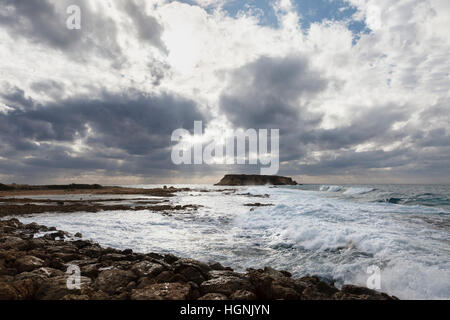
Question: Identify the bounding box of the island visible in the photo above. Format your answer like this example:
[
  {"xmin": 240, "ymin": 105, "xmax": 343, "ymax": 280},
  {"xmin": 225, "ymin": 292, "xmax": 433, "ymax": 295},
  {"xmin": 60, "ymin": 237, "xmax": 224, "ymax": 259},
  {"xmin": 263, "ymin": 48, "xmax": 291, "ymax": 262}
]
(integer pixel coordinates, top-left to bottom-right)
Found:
[{"xmin": 215, "ymin": 174, "xmax": 298, "ymax": 186}]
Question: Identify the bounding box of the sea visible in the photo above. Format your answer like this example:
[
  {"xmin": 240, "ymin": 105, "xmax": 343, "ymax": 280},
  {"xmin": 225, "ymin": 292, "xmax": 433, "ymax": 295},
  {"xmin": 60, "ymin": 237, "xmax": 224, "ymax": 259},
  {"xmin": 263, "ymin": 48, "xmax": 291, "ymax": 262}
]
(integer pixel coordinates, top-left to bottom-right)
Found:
[{"xmin": 13, "ymin": 184, "xmax": 450, "ymax": 300}]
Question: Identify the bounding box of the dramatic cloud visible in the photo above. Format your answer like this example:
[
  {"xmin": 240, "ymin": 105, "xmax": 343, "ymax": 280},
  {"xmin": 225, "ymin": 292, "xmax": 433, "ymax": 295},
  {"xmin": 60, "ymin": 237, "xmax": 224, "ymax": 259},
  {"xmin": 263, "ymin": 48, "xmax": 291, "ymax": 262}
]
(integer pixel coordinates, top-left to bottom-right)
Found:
[
  {"xmin": 0, "ymin": 0, "xmax": 449, "ymax": 183},
  {"xmin": 0, "ymin": 87, "xmax": 206, "ymax": 182}
]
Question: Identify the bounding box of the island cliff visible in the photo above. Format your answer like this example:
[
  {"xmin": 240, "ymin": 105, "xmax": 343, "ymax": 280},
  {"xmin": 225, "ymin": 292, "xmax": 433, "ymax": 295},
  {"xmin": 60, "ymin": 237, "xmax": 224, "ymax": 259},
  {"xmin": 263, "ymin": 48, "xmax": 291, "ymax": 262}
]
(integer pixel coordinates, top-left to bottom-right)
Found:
[{"xmin": 215, "ymin": 174, "xmax": 298, "ymax": 186}]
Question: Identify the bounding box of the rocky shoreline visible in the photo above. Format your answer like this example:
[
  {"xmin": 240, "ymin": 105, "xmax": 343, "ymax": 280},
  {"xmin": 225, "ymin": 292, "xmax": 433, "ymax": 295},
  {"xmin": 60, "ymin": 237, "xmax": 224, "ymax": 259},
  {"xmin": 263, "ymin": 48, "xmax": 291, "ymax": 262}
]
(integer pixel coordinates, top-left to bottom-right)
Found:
[{"xmin": 0, "ymin": 218, "xmax": 397, "ymax": 300}]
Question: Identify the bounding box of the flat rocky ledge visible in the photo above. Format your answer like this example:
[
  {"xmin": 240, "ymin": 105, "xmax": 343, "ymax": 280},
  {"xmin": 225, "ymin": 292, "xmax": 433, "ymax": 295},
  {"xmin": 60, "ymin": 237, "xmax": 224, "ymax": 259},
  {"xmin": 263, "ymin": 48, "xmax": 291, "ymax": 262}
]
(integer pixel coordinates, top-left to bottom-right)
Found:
[{"xmin": 0, "ymin": 219, "xmax": 397, "ymax": 300}]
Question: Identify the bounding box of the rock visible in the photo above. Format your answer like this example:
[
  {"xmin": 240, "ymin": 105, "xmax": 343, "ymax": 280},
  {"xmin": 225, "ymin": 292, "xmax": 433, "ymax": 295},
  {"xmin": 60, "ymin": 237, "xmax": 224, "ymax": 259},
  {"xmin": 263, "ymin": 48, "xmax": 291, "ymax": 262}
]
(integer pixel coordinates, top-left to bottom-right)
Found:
[
  {"xmin": 35, "ymin": 275, "xmax": 91, "ymax": 300},
  {"xmin": 136, "ymin": 277, "xmax": 157, "ymax": 289},
  {"xmin": 215, "ymin": 174, "xmax": 298, "ymax": 186},
  {"xmin": 101, "ymin": 253, "xmax": 129, "ymax": 262},
  {"xmin": 80, "ymin": 245, "xmax": 104, "ymax": 258},
  {"xmin": 131, "ymin": 283, "xmax": 193, "ymax": 300},
  {"xmin": 209, "ymin": 262, "xmax": 233, "ymax": 271},
  {"xmin": 295, "ymin": 276, "xmax": 339, "ymax": 300},
  {"xmin": 200, "ymin": 273, "xmax": 253, "ymax": 296},
  {"xmin": 131, "ymin": 261, "xmax": 165, "ymax": 278},
  {"xmin": 334, "ymin": 285, "xmax": 396, "ymax": 300},
  {"xmin": 154, "ymin": 270, "xmax": 177, "ymax": 283},
  {"xmin": 74, "ymin": 233, "xmax": 82, "ymax": 238},
  {"xmin": 95, "ymin": 268, "xmax": 137, "ymax": 294},
  {"xmin": 247, "ymin": 267, "xmax": 301, "ymax": 300},
  {"xmin": 15, "ymin": 255, "xmax": 45, "ymax": 273},
  {"xmin": 198, "ymin": 293, "xmax": 228, "ymax": 300},
  {"xmin": 0, "ymin": 282, "xmax": 18, "ymax": 300},
  {"xmin": 173, "ymin": 258, "xmax": 211, "ymax": 276},
  {"xmin": 171, "ymin": 258, "xmax": 212, "ymax": 285},
  {"xmin": 80, "ymin": 263, "xmax": 102, "ymax": 278},
  {"xmin": 230, "ymin": 290, "xmax": 257, "ymax": 300}
]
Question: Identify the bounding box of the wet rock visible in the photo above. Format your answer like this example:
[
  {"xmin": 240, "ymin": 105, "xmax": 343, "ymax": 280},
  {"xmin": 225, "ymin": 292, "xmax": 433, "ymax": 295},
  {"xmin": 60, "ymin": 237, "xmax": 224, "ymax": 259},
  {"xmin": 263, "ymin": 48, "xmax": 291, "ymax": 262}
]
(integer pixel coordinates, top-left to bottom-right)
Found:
[
  {"xmin": 295, "ymin": 276, "xmax": 339, "ymax": 300},
  {"xmin": 95, "ymin": 268, "xmax": 137, "ymax": 294},
  {"xmin": 131, "ymin": 283, "xmax": 193, "ymax": 300},
  {"xmin": 208, "ymin": 262, "xmax": 233, "ymax": 271},
  {"xmin": 15, "ymin": 255, "xmax": 45, "ymax": 273},
  {"xmin": 74, "ymin": 233, "xmax": 82, "ymax": 238},
  {"xmin": 334, "ymin": 285, "xmax": 396, "ymax": 300}
]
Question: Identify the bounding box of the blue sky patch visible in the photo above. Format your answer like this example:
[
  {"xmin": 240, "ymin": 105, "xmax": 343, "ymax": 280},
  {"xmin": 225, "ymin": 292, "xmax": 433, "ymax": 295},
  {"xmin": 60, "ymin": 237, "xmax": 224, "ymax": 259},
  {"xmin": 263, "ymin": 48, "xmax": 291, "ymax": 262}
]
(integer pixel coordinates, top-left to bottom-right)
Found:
[{"xmin": 172, "ymin": 0, "xmax": 370, "ymax": 41}]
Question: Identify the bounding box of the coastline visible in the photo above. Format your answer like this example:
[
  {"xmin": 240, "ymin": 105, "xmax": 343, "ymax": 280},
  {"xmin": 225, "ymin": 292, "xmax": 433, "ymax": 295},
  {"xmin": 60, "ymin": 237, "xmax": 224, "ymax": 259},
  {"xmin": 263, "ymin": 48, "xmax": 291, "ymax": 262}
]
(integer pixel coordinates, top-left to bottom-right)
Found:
[{"xmin": 0, "ymin": 185, "xmax": 397, "ymax": 300}]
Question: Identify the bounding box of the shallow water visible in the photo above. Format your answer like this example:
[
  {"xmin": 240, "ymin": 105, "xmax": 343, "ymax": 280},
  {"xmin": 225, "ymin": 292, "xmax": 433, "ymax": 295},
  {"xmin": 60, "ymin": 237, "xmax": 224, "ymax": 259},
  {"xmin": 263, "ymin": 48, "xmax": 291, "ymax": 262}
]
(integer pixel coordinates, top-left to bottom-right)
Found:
[{"xmin": 12, "ymin": 184, "xmax": 450, "ymax": 300}]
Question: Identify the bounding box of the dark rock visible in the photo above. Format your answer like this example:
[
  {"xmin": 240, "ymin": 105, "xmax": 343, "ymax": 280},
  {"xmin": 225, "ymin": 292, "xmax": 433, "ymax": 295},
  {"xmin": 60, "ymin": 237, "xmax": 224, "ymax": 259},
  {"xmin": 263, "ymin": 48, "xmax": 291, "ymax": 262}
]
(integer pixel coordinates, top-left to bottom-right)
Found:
[
  {"xmin": 131, "ymin": 261, "xmax": 165, "ymax": 278},
  {"xmin": 95, "ymin": 268, "xmax": 137, "ymax": 294},
  {"xmin": 173, "ymin": 258, "xmax": 211, "ymax": 278},
  {"xmin": 15, "ymin": 255, "xmax": 45, "ymax": 273},
  {"xmin": 334, "ymin": 284, "xmax": 397, "ymax": 300},
  {"xmin": 215, "ymin": 174, "xmax": 298, "ymax": 186},
  {"xmin": 247, "ymin": 267, "xmax": 301, "ymax": 300}
]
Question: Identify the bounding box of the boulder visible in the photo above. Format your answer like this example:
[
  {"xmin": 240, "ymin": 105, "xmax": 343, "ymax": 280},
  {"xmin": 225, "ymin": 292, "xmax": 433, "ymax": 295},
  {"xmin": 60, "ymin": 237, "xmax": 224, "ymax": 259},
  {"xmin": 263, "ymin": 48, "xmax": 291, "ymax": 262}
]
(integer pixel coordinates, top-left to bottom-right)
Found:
[
  {"xmin": 295, "ymin": 276, "xmax": 339, "ymax": 300},
  {"xmin": 95, "ymin": 268, "xmax": 137, "ymax": 294},
  {"xmin": 14, "ymin": 255, "xmax": 45, "ymax": 273},
  {"xmin": 334, "ymin": 285, "xmax": 396, "ymax": 300},
  {"xmin": 247, "ymin": 267, "xmax": 301, "ymax": 300},
  {"xmin": 131, "ymin": 261, "xmax": 165, "ymax": 278},
  {"xmin": 200, "ymin": 272, "xmax": 253, "ymax": 296}
]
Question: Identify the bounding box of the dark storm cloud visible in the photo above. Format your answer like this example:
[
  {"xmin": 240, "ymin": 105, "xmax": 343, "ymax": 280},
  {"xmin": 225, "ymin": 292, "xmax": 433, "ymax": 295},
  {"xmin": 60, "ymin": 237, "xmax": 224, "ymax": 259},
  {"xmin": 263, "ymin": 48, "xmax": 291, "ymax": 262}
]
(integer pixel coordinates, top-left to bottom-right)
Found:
[
  {"xmin": 220, "ymin": 55, "xmax": 327, "ymax": 162},
  {"xmin": 219, "ymin": 54, "xmax": 450, "ymax": 179},
  {"xmin": 0, "ymin": 87, "xmax": 206, "ymax": 179},
  {"xmin": 220, "ymin": 55, "xmax": 327, "ymax": 129}
]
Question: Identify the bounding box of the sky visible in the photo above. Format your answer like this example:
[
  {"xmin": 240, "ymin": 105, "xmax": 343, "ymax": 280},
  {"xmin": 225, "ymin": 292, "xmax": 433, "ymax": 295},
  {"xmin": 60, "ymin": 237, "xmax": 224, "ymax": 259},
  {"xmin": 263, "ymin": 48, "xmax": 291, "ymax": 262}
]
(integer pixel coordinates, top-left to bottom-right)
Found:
[{"xmin": 0, "ymin": 0, "xmax": 449, "ymax": 184}]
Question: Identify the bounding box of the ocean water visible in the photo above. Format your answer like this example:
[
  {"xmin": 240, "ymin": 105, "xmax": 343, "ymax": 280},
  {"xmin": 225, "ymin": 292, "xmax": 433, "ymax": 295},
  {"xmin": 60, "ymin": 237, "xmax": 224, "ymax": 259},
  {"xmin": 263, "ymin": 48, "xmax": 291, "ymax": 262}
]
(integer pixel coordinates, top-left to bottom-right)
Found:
[{"xmin": 13, "ymin": 184, "xmax": 450, "ymax": 300}]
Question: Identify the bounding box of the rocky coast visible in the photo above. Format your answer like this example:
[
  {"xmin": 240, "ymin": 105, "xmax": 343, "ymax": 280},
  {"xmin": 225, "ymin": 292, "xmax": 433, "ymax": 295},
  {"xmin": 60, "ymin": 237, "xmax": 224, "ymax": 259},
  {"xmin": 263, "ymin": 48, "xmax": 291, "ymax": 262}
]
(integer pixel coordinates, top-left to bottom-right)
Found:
[{"xmin": 0, "ymin": 184, "xmax": 397, "ymax": 300}]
